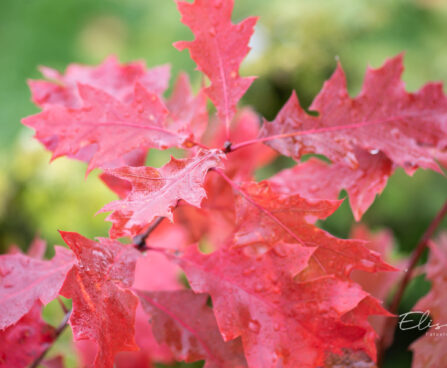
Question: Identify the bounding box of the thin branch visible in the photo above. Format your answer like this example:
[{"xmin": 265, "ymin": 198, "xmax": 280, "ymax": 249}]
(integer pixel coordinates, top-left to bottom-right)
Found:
[
  {"xmin": 378, "ymin": 199, "xmax": 447, "ymax": 363},
  {"xmin": 56, "ymin": 296, "xmax": 68, "ymax": 314},
  {"xmin": 29, "ymin": 309, "xmax": 72, "ymax": 368},
  {"xmin": 133, "ymin": 216, "xmax": 166, "ymax": 251},
  {"xmin": 223, "ymin": 141, "xmax": 232, "ymax": 153}
]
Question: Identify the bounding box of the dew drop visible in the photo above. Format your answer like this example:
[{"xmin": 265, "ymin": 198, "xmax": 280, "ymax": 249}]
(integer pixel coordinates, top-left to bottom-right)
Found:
[
  {"xmin": 361, "ymin": 259, "xmax": 375, "ymax": 268},
  {"xmin": 344, "ymin": 151, "xmax": 358, "ymax": 169},
  {"xmin": 273, "ymin": 243, "xmax": 288, "ymax": 258},
  {"xmin": 273, "ymin": 323, "xmax": 281, "ymax": 331},
  {"xmin": 243, "ymin": 266, "xmax": 255, "ymax": 276},
  {"xmin": 369, "ymin": 149, "xmax": 380, "ymax": 155},
  {"xmin": 208, "ymin": 27, "xmax": 216, "ymax": 37},
  {"xmin": 254, "ymin": 282, "xmax": 264, "ymax": 292},
  {"xmin": 0, "ymin": 269, "xmax": 11, "ymax": 277},
  {"xmin": 309, "ymin": 184, "xmax": 319, "ymax": 193},
  {"xmin": 269, "ymin": 273, "xmax": 279, "ymax": 283},
  {"xmin": 345, "ymin": 264, "xmax": 354, "ymax": 276},
  {"xmin": 214, "ymin": 0, "xmax": 223, "ymax": 9},
  {"xmin": 391, "ymin": 128, "xmax": 400, "ymax": 139},
  {"xmin": 248, "ymin": 320, "xmax": 260, "ymax": 334}
]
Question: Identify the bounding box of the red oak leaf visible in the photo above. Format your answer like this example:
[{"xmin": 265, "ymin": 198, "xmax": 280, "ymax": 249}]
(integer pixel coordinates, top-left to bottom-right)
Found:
[
  {"xmin": 175, "ymin": 0, "xmax": 257, "ymax": 132},
  {"xmin": 0, "ymin": 301, "xmax": 55, "ymax": 368},
  {"xmin": 175, "ymin": 169, "xmax": 236, "ymax": 248},
  {"xmin": 22, "ymin": 83, "xmax": 184, "ymax": 173},
  {"xmin": 350, "ymin": 225, "xmax": 401, "ymax": 305},
  {"xmin": 26, "ymin": 57, "xmax": 168, "ymax": 176},
  {"xmin": 99, "ymin": 73, "xmax": 208, "ymax": 200},
  {"xmin": 233, "ymin": 181, "xmax": 395, "ymax": 279},
  {"xmin": 410, "ymin": 234, "xmax": 447, "ymax": 368},
  {"xmin": 349, "ymin": 225, "xmax": 401, "ymax": 338},
  {"xmin": 173, "ymin": 245, "xmax": 388, "ymax": 368},
  {"xmin": 99, "ymin": 148, "xmax": 148, "ymax": 199},
  {"xmin": 117, "ymin": 224, "xmax": 187, "ymax": 366},
  {"xmin": 28, "ymin": 56, "xmax": 170, "ymax": 109},
  {"xmin": 59, "ymin": 232, "xmax": 140, "ymax": 368},
  {"xmin": 269, "ymin": 150, "xmax": 393, "ymax": 221},
  {"xmin": 7, "ymin": 235, "xmax": 47, "ymax": 259},
  {"xmin": 259, "ymin": 55, "xmax": 445, "ymax": 184},
  {"xmin": 174, "ymin": 109, "xmax": 276, "ymax": 248},
  {"xmin": 137, "ymin": 289, "xmax": 247, "ymax": 368},
  {"xmin": 0, "ymin": 246, "xmax": 74, "ymax": 330},
  {"xmin": 77, "ymin": 227, "xmax": 186, "ymax": 368},
  {"xmin": 101, "ymin": 149, "xmax": 224, "ymax": 238},
  {"xmin": 166, "ymin": 72, "xmax": 208, "ymax": 142}
]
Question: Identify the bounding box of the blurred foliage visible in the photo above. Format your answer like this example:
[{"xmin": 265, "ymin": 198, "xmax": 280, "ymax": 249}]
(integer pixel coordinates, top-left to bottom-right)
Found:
[{"xmin": 0, "ymin": 0, "xmax": 446, "ymax": 367}]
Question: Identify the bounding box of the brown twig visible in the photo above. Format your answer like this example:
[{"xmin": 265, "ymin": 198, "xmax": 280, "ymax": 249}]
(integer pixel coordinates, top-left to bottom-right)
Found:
[
  {"xmin": 133, "ymin": 216, "xmax": 166, "ymax": 251},
  {"xmin": 223, "ymin": 141, "xmax": 232, "ymax": 153},
  {"xmin": 29, "ymin": 309, "xmax": 72, "ymax": 368},
  {"xmin": 56, "ymin": 296, "xmax": 68, "ymax": 314},
  {"xmin": 378, "ymin": 199, "xmax": 447, "ymax": 365}
]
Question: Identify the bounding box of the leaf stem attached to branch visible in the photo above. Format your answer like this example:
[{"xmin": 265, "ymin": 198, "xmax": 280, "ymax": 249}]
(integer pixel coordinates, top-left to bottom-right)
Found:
[{"xmin": 133, "ymin": 216, "xmax": 166, "ymax": 251}]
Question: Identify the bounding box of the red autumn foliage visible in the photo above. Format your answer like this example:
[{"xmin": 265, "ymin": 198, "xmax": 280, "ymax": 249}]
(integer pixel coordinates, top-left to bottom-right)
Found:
[{"xmin": 0, "ymin": 0, "xmax": 445, "ymax": 367}]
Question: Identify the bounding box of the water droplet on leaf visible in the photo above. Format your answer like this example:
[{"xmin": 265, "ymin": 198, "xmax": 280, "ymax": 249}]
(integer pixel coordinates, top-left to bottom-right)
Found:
[
  {"xmin": 248, "ymin": 320, "xmax": 260, "ymax": 333},
  {"xmin": 208, "ymin": 27, "xmax": 216, "ymax": 37}
]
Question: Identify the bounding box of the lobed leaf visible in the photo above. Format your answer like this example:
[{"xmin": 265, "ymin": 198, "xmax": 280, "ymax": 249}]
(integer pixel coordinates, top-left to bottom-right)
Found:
[
  {"xmin": 175, "ymin": 0, "xmax": 257, "ymax": 131},
  {"xmin": 0, "ymin": 301, "xmax": 56, "ymax": 368},
  {"xmin": 101, "ymin": 149, "xmax": 224, "ymax": 238},
  {"xmin": 260, "ymin": 55, "xmax": 447, "ymax": 219},
  {"xmin": 173, "ymin": 245, "xmax": 388, "ymax": 368},
  {"xmin": 59, "ymin": 232, "xmax": 140, "ymax": 368},
  {"xmin": 0, "ymin": 246, "xmax": 74, "ymax": 330},
  {"xmin": 137, "ymin": 289, "xmax": 247, "ymax": 368}
]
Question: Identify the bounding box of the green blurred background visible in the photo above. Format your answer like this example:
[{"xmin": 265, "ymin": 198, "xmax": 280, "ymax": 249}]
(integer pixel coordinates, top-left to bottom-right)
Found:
[{"xmin": 0, "ymin": 0, "xmax": 446, "ymax": 367}]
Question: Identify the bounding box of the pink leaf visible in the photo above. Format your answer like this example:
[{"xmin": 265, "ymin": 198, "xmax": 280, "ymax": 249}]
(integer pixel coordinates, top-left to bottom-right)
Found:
[
  {"xmin": 137, "ymin": 289, "xmax": 247, "ymax": 368},
  {"xmin": 174, "ymin": 245, "xmax": 387, "ymax": 368},
  {"xmin": 269, "ymin": 150, "xmax": 393, "ymax": 221},
  {"xmin": 59, "ymin": 232, "xmax": 140, "ymax": 368},
  {"xmin": 233, "ymin": 181, "xmax": 395, "ymax": 279},
  {"xmin": 0, "ymin": 301, "xmax": 55, "ymax": 368},
  {"xmin": 28, "ymin": 56, "xmax": 170, "ymax": 109},
  {"xmin": 260, "ymin": 55, "xmax": 445, "ymax": 174},
  {"xmin": 23, "ymin": 83, "xmax": 181, "ymax": 173},
  {"xmin": 0, "ymin": 246, "xmax": 74, "ymax": 330},
  {"xmin": 166, "ymin": 72, "xmax": 208, "ymax": 142},
  {"xmin": 101, "ymin": 149, "xmax": 224, "ymax": 238},
  {"xmin": 175, "ymin": 0, "xmax": 257, "ymax": 132}
]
